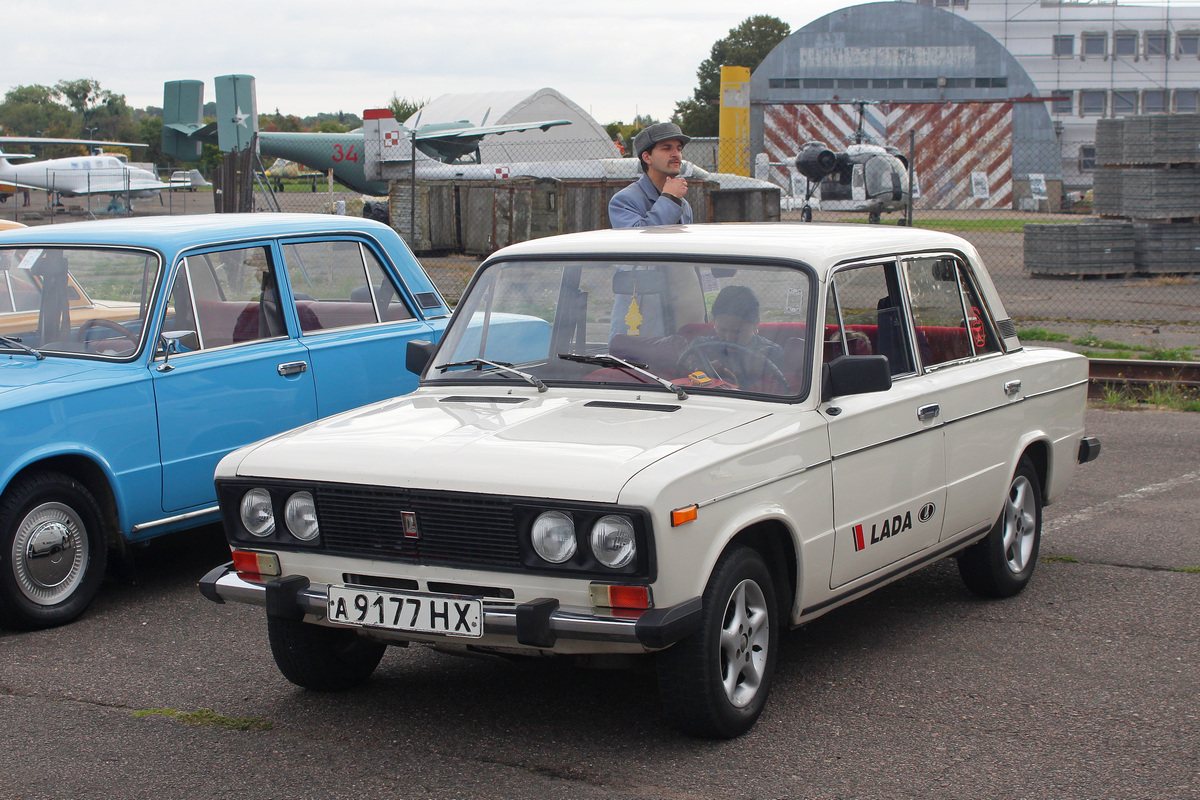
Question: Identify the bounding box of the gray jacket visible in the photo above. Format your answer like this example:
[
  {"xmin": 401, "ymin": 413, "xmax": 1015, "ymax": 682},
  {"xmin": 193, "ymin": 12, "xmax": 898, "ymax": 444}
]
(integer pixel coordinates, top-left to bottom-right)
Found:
[{"xmin": 608, "ymin": 173, "xmax": 693, "ymax": 228}]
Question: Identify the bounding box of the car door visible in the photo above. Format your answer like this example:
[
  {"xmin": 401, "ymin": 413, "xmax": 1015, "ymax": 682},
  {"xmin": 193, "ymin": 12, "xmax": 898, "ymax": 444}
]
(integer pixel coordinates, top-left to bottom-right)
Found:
[
  {"xmin": 151, "ymin": 243, "xmax": 317, "ymax": 515},
  {"xmin": 277, "ymin": 237, "xmax": 439, "ymax": 417},
  {"xmin": 901, "ymin": 254, "xmax": 1016, "ymax": 541},
  {"xmin": 823, "ymin": 259, "xmax": 948, "ymax": 589}
]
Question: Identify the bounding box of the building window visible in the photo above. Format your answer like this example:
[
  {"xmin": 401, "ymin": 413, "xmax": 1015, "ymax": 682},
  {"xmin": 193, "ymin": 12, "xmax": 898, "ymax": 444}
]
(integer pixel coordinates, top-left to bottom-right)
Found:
[
  {"xmin": 837, "ymin": 79, "xmax": 869, "ymax": 89},
  {"xmin": 1081, "ymin": 90, "xmax": 1106, "ymax": 116},
  {"xmin": 1146, "ymin": 32, "xmax": 1169, "ymax": 57},
  {"xmin": 1176, "ymin": 89, "xmax": 1199, "ymax": 113},
  {"xmin": 908, "ymin": 77, "xmax": 939, "ymax": 89},
  {"xmin": 1053, "ymin": 35, "xmax": 1075, "ymax": 57},
  {"xmin": 768, "ymin": 78, "xmax": 800, "ymax": 89},
  {"xmin": 1178, "ymin": 33, "xmax": 1200, "ymax": 56},
  {"xmin": 1079, "ymin": 145, "xmax": 1097, "ymax": 172},
  {"xmin": 871, "ymin": 78, "xmax": 905, "ymax": 89},
  {"xmin": 1115, "ymin": 32, "xmax": 1138, "ymax": 58},
  {"xmin": 1144, "ymin": 90, "xmax": 1168, "ymax": 113},
  {"xmin": 975, "ymin": 77, "xmax": 1008, "ymax": 88},
  {"xmin": 1082, "ymin": 33, "xmax": 1107, "ymax": 58},
  {"xmin": 1113, "ymin": 90, "xmax": 1138, "ymax": 116},
  {"xmin": 943, "ymin": 77, "xmax": 973, "ymax": 88},
  {"xmin": 803, "ymin": 78, "xmax": 834, "ymax": 89},
  {"xmin": 1052, "ymin": 91, "xmax": 1073, "ymax": 115}
]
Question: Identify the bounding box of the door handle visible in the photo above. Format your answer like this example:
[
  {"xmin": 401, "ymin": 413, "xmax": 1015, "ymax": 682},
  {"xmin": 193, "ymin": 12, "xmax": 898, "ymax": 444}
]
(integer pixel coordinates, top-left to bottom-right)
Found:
[
  {"xmin": 916, "ymin": 403, "xmax": 940, "ymax": 422},
  {"xmin": 1004, "ymin": 379, "xmax": 1022, "ymax": 397},
  {"xmin": 277, "ymin": 361, "xmax": 308, "ymax": 376}
]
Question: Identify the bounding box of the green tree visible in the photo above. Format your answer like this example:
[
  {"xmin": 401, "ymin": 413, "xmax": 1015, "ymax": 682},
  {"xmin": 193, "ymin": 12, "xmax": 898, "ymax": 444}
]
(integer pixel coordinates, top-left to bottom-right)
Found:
[
  {"xmin": 388, "ymin": 94, "xmax": 428, "ymax": 124},
  {"xmin": 672, "ymin": 15, "xmax": 791, "ymax": 137},
  {"xmin": 0, "ymin": 84, "xmax": 74, "ymax": 145}
]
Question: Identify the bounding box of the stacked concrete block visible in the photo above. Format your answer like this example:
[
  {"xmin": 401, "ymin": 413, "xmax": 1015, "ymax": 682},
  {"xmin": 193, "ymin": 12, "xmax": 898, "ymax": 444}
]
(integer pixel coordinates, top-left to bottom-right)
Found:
[
  {"xmin": 1024, "ymin": 222, "xmax": 1136, "ymax": 277},
  {"xmin": 1133, "ymin": 222, "xmax": 1200, "ymax": 274}
]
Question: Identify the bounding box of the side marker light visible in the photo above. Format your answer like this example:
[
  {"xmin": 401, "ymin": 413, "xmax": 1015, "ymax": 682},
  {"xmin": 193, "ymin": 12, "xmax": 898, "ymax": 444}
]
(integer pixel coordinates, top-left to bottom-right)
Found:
[{"xmin": 671, "ymin": 505, "xmax": 698, "ymax": 527}]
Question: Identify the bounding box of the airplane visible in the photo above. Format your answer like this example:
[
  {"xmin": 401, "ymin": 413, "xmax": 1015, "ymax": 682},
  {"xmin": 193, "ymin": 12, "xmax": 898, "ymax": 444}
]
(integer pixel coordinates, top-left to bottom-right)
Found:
[
  {"xmin": 161, "ymin": 79, "xmax": 574, "ymax": 196},
  {"xmin": 0, "ymin": 136, "xmax": 172, "ymax": 203}
]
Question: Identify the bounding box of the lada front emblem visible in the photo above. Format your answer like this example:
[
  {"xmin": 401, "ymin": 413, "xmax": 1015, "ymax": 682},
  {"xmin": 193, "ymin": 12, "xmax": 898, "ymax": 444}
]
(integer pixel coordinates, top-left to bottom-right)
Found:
[{"xmin": 401, "ymin": 510, "xmax": 419, "ymax": 539}]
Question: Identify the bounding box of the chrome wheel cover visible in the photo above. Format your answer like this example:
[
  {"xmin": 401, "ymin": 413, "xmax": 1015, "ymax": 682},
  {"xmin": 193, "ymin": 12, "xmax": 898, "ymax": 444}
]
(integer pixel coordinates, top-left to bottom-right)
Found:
[
  {"xmin": 1002, "ymin": 475, "xmax": 1038, "ymax": 574},
  {"xmin": 718, "ymin": 578, "xmax": 770, "ymax": 708},
  {"xmin": 10, "ymin": 501, "xmax": 89, "ymax": 606}
]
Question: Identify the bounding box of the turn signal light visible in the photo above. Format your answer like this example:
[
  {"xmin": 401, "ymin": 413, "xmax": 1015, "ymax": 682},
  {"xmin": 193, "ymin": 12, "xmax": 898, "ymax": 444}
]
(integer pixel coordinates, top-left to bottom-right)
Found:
[
  {"xmin": 590, "ymin": 583, "xmax": 652, "ymax": 610},
  {"xmin": 671, "ymin": 505, "xmax": 698, "ymax": 527},
  {"xmin": 231, "ymin": 549, "xmax": 281, "ymax": 581}
]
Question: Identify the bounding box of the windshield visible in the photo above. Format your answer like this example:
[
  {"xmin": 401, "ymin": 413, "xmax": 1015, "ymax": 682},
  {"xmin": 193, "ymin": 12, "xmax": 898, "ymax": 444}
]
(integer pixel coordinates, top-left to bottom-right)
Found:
[
  {"xmin": 0, "ymin": 246, "xmax": 161, "ymax": 358},
  {"xmin": 428, "ymin": 259, "xmax": 816, "ymax": 399}
]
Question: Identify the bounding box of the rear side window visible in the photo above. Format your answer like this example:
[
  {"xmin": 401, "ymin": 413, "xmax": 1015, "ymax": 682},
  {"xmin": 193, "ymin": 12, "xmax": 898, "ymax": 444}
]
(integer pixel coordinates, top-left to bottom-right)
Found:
[
  {"xmin": 281, "ymin": 240, "xmax": 414, "ymax": 334},
  {"xmin": 902, "ymin": 255, "xmax": 1000, "ymax": 368}
]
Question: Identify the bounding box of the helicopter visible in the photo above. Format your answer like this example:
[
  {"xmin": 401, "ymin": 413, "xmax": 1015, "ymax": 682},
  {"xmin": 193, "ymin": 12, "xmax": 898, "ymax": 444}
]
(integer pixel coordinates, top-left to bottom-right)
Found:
[{"xmin": 791, "ymin": 101, "xmax": 913, "ymax": 224}]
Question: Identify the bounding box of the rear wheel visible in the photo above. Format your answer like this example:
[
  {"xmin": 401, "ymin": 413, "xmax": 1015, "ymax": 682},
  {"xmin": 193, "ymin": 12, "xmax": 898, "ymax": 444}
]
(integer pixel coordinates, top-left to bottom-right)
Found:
[
  {"xmin": 0, "ymin": 472, "xmax": 107, "ymax": 630},
  {"xmin": 267, "ymin": 617, "xmax": 386, "ymax": 691},
  {"xmin": 957, "ymin": 456, "xmax": 1043, "ymax": 598},
  {"xmin": 656, "ymin": 546, "xmax": 778, "ymax": 738}
]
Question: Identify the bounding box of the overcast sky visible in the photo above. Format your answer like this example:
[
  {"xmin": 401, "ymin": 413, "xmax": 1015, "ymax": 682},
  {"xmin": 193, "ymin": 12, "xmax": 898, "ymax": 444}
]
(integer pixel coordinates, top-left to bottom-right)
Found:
[{"xmin": 7, "ymin": 0, "xmax": 857, "ymax": 125}]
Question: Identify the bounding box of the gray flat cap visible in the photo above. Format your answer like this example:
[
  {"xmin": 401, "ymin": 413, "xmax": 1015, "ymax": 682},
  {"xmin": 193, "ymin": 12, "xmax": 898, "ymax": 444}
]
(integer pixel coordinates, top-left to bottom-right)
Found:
[{"xmin": 633, "ymin": 122, "xmax": 691, "ymax": 161}]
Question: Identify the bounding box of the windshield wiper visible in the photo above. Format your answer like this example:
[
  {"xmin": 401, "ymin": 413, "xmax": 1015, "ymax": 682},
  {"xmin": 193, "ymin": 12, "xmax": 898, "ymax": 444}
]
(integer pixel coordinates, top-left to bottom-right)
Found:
[
  {"xmin": 0, "ymin": 336, "xmax": 44, "ymax": 360},
  {"xmin": 559, "ymin": 352, "xmax": 687, "ymax": 400},
  {"xmin": 434, "ymin": 358, "xmax": 547, "ymax": 392}
]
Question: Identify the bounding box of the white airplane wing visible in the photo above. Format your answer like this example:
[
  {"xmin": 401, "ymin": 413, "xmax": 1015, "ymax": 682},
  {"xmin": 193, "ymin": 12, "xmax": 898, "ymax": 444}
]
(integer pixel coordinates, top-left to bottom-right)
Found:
[
  {"xmin": 414, "ymin": 120, "xmax": 572, "ymax": 142},
  {"xmin": 0, "ymin": 136, "xmax": 148, "ymax": 148}
]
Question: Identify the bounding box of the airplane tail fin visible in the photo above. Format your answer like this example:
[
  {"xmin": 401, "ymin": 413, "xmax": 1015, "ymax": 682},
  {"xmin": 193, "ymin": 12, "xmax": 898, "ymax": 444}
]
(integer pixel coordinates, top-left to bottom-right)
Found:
[
  {"xmin": 362, "ymin": 108, "xmax": 434, "ymax": 183},
  {"xmin": 162, "ymin": 80, "xmax": 205, "ymax": 161}
]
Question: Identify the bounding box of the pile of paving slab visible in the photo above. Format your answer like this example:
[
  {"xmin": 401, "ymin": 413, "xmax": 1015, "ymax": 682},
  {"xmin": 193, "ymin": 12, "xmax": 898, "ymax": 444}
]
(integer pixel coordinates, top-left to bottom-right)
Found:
[{"xmin": 1025, "ymin": 114, "xmax": 1200, "ymax": 277}]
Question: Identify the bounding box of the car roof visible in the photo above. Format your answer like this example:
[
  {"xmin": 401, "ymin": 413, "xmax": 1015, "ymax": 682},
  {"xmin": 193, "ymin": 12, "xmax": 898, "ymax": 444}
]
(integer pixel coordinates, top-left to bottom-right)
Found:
[
  {"xmin": 0, "ymin": 213, "xmax": 398, "ymax": 252},
  {"xmin": 487, "ymin": 223, "xmax": 982, "ymax": 276}
]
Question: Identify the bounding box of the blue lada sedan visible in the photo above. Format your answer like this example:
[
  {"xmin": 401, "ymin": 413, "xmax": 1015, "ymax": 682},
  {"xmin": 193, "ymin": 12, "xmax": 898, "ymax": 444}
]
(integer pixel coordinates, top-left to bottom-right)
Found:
[{"xmin": 0, "ymin": 213, "xmax": 451, "ymax": 629}]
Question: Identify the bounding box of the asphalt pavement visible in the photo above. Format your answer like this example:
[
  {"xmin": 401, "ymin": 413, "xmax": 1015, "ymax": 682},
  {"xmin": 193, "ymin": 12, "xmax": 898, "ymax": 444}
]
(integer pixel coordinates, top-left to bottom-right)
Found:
[{"xmin": 0, "ymin": 408, "xmax": 1197, "ymax": 800}]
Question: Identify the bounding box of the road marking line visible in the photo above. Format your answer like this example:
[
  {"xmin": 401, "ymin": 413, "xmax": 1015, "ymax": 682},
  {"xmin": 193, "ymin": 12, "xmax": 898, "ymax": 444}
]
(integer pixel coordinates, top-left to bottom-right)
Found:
[{"xmin": 1046, "ymin": 468, "xmax": 1200, "ymax": 532}]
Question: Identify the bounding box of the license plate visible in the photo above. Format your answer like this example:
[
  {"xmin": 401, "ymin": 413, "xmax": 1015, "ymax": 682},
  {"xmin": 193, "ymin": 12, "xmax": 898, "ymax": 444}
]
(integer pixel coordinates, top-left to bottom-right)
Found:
[{"xmin": 327, "ymin": 586, "xmax": 482, "ymax": 638}]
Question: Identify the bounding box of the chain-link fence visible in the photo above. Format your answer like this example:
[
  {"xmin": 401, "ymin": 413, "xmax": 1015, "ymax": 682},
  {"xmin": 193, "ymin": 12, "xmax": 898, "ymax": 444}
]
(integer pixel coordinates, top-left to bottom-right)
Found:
[{"xmin": 7, "ymin": 127, "xmax": 1198, "ymax": 359}]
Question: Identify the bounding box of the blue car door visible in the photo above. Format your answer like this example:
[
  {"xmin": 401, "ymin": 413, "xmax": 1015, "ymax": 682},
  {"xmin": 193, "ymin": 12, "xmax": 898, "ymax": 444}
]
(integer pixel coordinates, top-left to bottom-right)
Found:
[{"xmin": 150, "ymin": 243, "xmax": 317, "ymax": 516}]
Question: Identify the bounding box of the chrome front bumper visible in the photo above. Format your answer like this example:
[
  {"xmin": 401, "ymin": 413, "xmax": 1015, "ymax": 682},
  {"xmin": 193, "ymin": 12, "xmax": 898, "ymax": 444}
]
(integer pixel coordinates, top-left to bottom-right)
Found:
[{"xmin": 199, "ymin": 563, "xmax": 701, "ymax": 651}]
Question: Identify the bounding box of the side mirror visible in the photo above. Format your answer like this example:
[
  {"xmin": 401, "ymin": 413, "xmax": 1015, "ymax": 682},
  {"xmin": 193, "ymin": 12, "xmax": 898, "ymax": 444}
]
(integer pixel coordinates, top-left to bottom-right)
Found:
[
  {"xmin": 821, "ymin": 355, "xmax": 891, "ymax": 402},
  {"xmin": 156, "ymin": 330, "xmax": 199, "ymax": 372},
  {"xmin": 406, "ymin": 339, "xmax": 437, "ymax": 375}
]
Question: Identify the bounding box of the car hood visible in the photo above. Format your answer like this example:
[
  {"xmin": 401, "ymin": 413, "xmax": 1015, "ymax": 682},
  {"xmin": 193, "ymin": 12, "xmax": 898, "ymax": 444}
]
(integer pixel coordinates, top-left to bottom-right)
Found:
[
  {"xmin": 0, "ymin": 357, "xmax": 102, "ymax": 395},
  {"xmin": 229, "ymin": 391, "xmax": 771, "ymax": 503}
]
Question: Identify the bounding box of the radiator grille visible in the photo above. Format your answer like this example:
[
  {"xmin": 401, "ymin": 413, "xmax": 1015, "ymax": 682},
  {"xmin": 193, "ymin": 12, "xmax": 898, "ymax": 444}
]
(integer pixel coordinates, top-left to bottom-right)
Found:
[{"xmin": 315, "ymin": 486, "xmax": 521, "ymax": 568}]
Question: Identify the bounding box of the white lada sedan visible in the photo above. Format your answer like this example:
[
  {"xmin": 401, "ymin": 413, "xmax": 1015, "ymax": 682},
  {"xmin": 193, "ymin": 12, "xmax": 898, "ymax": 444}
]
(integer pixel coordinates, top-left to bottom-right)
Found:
[{"xmin": 201, "ymin": 223, "xmax": 1100, "ymax": 738}]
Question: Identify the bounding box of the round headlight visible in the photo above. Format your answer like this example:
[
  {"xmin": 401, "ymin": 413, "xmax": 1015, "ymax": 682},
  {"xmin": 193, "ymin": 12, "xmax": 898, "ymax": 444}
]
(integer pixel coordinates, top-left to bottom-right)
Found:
[
  {"xmin": 284, "ymin": 491, "xmax": 319, "ymax": 542},
  {"xmin": 531, "ymin": 511, "xmax": 576, "ymax": 564},
  {"xmin": 591, "ymin": 515, "xmax": 636, "ymax": 569},
  {"xmin": 240, "ymin": 489, "xmax": 275, "ymax": 537}
]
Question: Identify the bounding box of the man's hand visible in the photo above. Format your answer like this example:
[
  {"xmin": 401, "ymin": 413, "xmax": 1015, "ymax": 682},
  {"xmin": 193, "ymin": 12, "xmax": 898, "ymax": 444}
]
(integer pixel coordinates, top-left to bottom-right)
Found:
[{"xmin": 662, "ymin": 176, "xmax": 688, "ymax": 199}]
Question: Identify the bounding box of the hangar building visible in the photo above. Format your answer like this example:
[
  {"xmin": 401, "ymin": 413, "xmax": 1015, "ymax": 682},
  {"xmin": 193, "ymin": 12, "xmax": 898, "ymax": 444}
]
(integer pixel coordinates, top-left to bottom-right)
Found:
[{"xmin": 751, "ymin": 1, "xmax": 1062, "ymax": 210}]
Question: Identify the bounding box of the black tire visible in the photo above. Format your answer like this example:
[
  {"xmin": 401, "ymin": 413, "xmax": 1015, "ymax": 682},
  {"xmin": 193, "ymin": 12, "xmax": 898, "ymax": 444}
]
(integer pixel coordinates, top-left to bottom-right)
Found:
[
  {"xmin": 800, "ymin": 205, "xmax": 813, "ymax": 222},
  {"xmin": 656, "ymin": 546, "xmax": 779, "ymax": 738},
  {"xmin": 0, "ymin": 471, "xmax": 108, "ymax": 630},
  {"xmin": 957, "ymin": 456, "xmax": 1043, "ymax": 598},
  {"xmin": 267, "ymin": 617, "xmax": 386, "ymax": 691}
]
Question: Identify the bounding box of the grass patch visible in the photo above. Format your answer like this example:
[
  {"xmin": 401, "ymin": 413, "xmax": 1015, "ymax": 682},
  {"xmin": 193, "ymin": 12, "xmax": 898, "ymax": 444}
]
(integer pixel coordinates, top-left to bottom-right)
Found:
[
  {"xmin": 131, "ymin": 708, "xmax": 273, "ymax": 731},
  {"xmin": 1095, "ymin": 381, "xmax": 1200, "ymax": 412},
  {"xmin": 909, "ymin": 218, "xmax": 1032, "ymax": 233},
  {"xmin": 1016, "ymin": 327, "xmax": 1071, "ymax": 343},
  {"xmin": 1143, "ymin": 347, "xmax": 1195, "ymax": 362},
  {"xmin": 1175, "ymin": 566, "xmax": 1200, "ymax": 574},
  {"xmin": 1042, "ymin": 555, "xmax": 1079, "ymax": 564}
]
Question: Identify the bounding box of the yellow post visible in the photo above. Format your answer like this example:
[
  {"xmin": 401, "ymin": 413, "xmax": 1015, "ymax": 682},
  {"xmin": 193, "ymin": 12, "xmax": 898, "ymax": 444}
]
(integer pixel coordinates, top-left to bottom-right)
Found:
[{"xmin": 718, "ymin": 66, "xmax": 751, "ymax": 176}]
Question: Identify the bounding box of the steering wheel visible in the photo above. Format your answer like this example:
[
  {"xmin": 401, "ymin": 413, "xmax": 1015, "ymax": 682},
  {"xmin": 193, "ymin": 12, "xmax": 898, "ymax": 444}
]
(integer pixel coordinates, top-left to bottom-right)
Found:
[
  {"xmin": 677, "ymin": 339, "xmax": 790, "ymax": 392},
  {"xmin": 76, "ymin": 318, "xmax": 138, "ymax": 348}
]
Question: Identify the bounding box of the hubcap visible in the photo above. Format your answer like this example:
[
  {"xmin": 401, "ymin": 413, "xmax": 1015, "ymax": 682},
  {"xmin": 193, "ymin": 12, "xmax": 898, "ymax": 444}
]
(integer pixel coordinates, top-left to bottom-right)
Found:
[
  {"xmin": 1001, "ymin": 475, "xmax": 1037, "ymax": 574},
  {"xmin": 11, "ymin": 502, "xmax": 89, "ymax": 605},
  {"xmin": 718, "ymin": 579, "xmax": 770, "ymax": 708}
]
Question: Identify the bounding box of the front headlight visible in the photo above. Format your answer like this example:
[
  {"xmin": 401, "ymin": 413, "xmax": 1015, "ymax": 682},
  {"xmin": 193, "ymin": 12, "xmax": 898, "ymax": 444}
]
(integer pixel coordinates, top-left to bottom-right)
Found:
[
  {"xmin": 240, "ymin": 489, "xmax": 275, "ymax": 537},
  {"xmin": 590, "ymin": 515, "xmax": 636, "ymax": 568},
  {"xmin": 284, "ymin": 491, "xmax": 319, "ymax": 541},
  {"xmin": 531, "ymin": 510, "xmax": 577, "ymax": 563}
]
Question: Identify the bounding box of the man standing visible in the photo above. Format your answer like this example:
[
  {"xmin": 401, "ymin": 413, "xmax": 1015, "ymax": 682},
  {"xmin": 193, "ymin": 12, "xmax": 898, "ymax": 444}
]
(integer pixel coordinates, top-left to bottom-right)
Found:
[{"xmin": 609, "ymin": 122, "xmax": 693, "ymax": 228}]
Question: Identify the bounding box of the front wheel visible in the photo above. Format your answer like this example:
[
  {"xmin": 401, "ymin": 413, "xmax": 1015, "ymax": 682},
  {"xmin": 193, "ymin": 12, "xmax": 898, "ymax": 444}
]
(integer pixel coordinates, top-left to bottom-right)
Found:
[
  {"xmin": 656, "ymin": 546, "xmax": 778, "ymax": 738},
  {"xmin": 957, "ymin": 456, "xmax": 1043, "ymax": 598},
  {"xmin": 267, "ymin": 617, "xmax": 386, "ymax": 691},
  {"xmin": 0, "ymin": 472, "xmax": 108, "ymax": 630}
]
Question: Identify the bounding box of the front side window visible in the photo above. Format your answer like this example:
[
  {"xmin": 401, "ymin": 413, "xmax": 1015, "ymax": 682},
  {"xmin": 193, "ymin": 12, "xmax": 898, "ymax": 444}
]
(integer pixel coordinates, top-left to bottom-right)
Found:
[
  {"xmin": 902, "ymin": 256, "xmax": 1000, "ymax": 368},
  {"xmin": 428, "ymin": 259, "xmax": 816, "ymax": 400},
  {"xmin": 281, "ymin": 239, "xmax": 414, "ymax": 334},
  {"xmin": 0, "ymin": 246, "xmax": 160, "ymax": 358},
  {"xmin": 162, "ymin": 246, "xmax": 285, "ymax": 351},
  {"xmin": 825, "ymin": 261, "xmax": 917, "ymax": 377}
]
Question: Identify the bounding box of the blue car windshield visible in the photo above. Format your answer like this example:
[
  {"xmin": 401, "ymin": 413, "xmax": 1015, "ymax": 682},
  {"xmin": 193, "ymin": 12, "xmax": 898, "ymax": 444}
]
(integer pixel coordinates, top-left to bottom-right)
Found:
[
  {"xmin": 0, "ymin": 246, "xmax": 161, "ymax": 359},
  {"xmin": 427, "ymin": 258, "xmax": 816, "ymax": 399}
]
